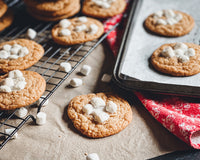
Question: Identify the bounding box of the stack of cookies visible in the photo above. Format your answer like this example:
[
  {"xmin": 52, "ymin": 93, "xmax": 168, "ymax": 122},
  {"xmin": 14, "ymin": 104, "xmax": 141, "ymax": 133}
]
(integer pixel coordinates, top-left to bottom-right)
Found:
[
  {"xmin": 23, "ymin": 0, "xmax": 81, "ymax": 21},
  {"xmin": 0, "ymin": 0, "xmax": 14, "ymax": 32}
]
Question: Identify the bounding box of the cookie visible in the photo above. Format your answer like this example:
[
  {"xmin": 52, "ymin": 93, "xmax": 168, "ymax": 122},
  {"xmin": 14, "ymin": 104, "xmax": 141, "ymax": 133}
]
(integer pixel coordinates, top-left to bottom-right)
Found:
[
  {"xmin": 0, "ymin": 9, "xmax": 14, "ymax": 32},
  {"xmin": 0, "ymin": 0, "xmax": 7, "ymax": 18},
  {"xmin": 0, "ymin": 70, "xmax": 46, "ymax": 110},
  {"xmin": 82, "ymin": 0, "xmax": 126, "ymax": 18},
  {"xmin": 0, "ymin": 39, "xmax": 44, "ymax": 73},
  {"xmin": 51, "ymin": 17, "xmax": 104, "ymax": 45},
  {"xmin": 151, "ymin": 43, "xmax": 200, "ymax": 76},
  {"xmin": 68, "ymin": 93, "xmax": 133, "ymax": 138},
  {"xmin": 145, "ymin": 10, "xmax": 194, "ymax": 37}
]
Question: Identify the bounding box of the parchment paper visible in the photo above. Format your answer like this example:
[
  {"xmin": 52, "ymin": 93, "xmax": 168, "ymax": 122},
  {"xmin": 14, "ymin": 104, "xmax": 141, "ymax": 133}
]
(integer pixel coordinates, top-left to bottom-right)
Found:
[
  {"xmin": 120, "ymin": 0, "xmax": 200, "ymax": 87},
  {"xmin": 0, "ymin": 45, "xmax": 190, "ymax": 160}
]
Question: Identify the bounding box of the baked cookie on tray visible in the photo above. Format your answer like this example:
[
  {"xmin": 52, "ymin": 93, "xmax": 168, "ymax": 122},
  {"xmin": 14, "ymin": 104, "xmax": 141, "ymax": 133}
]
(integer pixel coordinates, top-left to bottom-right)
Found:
[
  {"xmin": 82, "ymin": 0, "xmax": 126, "ymax": 18},
  {"xmin": 0, "ymin": 0, "xmax": 8, "ymax": 18},
  {"xmin": 0, "ymin": 9, "xmax": 14, "ymax": 32},
  {"xmin": 145, "ymin": 9, "xmax": 194, "ymax": 37},
  {"xmin": 0, "ymin": 70, "xmax": 46, "ymax": 110},
  {"xmin": 68, "ymin": 93, "xmax": 132, "ymax": 138},
  {"xmin": 151, "ymin": 42, "xmax": 200, "ymax": 76},
  {"xmin": 51, "ymin": 17, "xmax": 104, "ymax": 45},
  {"xmin": 0, "ymin": 39, "xmax": 44, "ymax": 73},
  {"xmin": 24, "ymin": 0, "xmax": 80, "ymax": 21}
]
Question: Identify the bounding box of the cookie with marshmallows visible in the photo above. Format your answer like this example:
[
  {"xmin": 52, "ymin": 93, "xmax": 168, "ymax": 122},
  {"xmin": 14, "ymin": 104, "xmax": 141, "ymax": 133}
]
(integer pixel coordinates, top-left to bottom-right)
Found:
[
  {"xmin": 145, "ymin": 9, "xmax": 194, "ymax": 37},
  {"xmin": 0, "ymin": 70, "xmax": 46, "ymax": 110},
  {"xmin": 51, "ymin": 17, "xmax": 104, "ymax": 45},
  {"xmin": 67, "ymin": 93, "xmax": 132, "ymax": 138},
  {"xmin": 151, "ymin": 42, "xmax": 200, "ymax": 76}
]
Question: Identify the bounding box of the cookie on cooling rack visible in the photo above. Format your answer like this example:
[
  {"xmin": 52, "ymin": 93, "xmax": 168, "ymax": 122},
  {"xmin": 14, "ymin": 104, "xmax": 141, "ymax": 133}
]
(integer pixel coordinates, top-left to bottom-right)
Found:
[
  {"xmin": 151, "ymin": 42, "xmax": 200, "ymax": 76},
  {"xmin": 0, "ymin": 70, "xmax": 46, "ymax": 110},
  {"xmin": 0, "ymin": 9, "xmax": 14, "ymax": 32},
  {"xmin": 24, "ymin": 0, "xmax": 80, "ymax": 21},
  {"xmin": 51, "ymin": 17, "xmax": 104, "ymax": 45},
  {"xmin": 82, "ymin": 0, "xmax": 126, "ymax": 18},
  {"xmin": 0, "ymin": 39, "xmax": 44, "ymax": 73},
  {"xmin": 68, "ymin": 93, "xmax": 132, "ymax": 138},
  {"xmin": 144, "ymin": 9, "xmax": 194, "ymax": 37}
]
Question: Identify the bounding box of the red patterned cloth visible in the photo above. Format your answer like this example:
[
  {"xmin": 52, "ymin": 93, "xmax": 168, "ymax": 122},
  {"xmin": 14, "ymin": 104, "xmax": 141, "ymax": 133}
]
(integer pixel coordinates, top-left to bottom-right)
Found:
[{"xmin": 103, "ymin": 1, "xmax": 200, "ymax": 149}]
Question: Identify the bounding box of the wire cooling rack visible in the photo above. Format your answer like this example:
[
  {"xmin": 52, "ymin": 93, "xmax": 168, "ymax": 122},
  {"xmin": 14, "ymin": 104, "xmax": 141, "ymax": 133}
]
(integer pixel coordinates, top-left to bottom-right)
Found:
[{"xmin": 0, "ymin": 0, "xmax": 119, "ymax": 149}]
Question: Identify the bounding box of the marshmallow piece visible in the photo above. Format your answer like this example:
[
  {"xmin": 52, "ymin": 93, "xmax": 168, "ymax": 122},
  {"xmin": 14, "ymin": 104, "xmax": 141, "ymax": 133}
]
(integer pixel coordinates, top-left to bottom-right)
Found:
[
  {"xmin": 86, "ymin": 153, "xmax": 100, "ymax": 160},
  {"xmin": 174, "ymin": 49, "xmax": 184, "ymax": 57},
  {"xmin": 15, "ymin": 107, "xmax": 28, "ymax": 118},
  {"xmin": 13, "ymin": 81, "xmax": 27, "ymax": 90},
  {"xmin": 4, "ymin": 128, "xmax": 18, "ymax": 139},
  {"xmin": 3, "ymin": 78, "xmax": 14, "ymax": 87},
  {"xmin": 37, "ymin": 97, "xmax": 49, "ymax": 107},
  {"xmin": 10, "ymin": 47, "xmax": 20, "ymax": 55},
  {"xmin": 90, "ymin": 97, "xmax": 105, "ymax": 108},
  {"xmin": 70, "ymin": 78, "xmax": 83, "ymax": 87},
  {"xmin": 13, "ymin": 44, "xmax": 22, "ymax": 49},
  {"xmin": 0, "ymin": 50, "xmax": 10, "ymax": 59},
  {"xmin": 8, "ymin": 70, "xmax": 23, "ymax": 78},
  {"xmin": 93, "ymin": 110, "xmax": 109, "ymax": 123},
  {"xmin": 19, "ymin": 47, "xmax": 29, "ymax": 57},
  {"xmin": 89, "ymin": 24, "xmax": 99, "ymax": 34},
  {"xmin": 164, "ymin": 9, "xmax": 175, "ymax": 18},
  {"xmin": 153, "ymin": 10, "xmax": 163, "ymax": 18},
  {"xmin": 59, "ymin": 29, "xmax": 71, "ymax": 36},
  {"xmin": 27, "ymin": 28, "xmax": 37, "ymax": 39},
  {"xmin": 78, "ymin": 16, "xmax": 88, "ymax": 23},
  {"xmin": 83, "ymin": 104, "xmax": 93, "ymax": 115},
  {"xmin": 156, "ymin": 19, "xmax": 167, "ymax": 25},
  {"xmin": 60, "ymin": 62, "xmax": 72, "ymax": 72},
  {"xmin": 161, "ymin": 46, "xmax": 175, "ymax": 58},
  {"xmin": 36, "ymin": 112, "xmax": 47, "ymax": 125},
  {"xmin": 185, "ymin": 48, "xmax": 195, "ymax": 57},
  {"xmin": 106, "ymin": 101, "xmax": 117, "ymax": 113},
  {"xmin": 101, "ymin": 74, "xmax": 112, "ymax": 83},
  {"xmin": 80, "ymin": 65, "xmax": 91, "ymax": 76},
  {"xmin": 174, "ymin": 13, "xmax": 183, "ymax": 22},
  {"xmin": 166, "ymin": 17, "xmax": 177, "ymax": 25},
  {"xmin": 0, "ymin": 85, "xmax": 11, "ymax": 92},
  {"xmin": 75, "ymin": 24, "xmax": 87, "ymax": 32},
  {"xmin": 3, "ymin": 44, "xmax": 12, "ymax": 51},
  {"xmin": 59, "ymin": 19, "xmax": 71, "ymax": 28},
  {"xmin": 174, "ymin": 42, "xmax": 188, "ymax": 52},
  {"xmin": 9, "ymin": 55, "xmax": 19, "ymax": 59},
  {"xmin": 178, "ymin": 55, "xmax": 190, "ymax": 63}
]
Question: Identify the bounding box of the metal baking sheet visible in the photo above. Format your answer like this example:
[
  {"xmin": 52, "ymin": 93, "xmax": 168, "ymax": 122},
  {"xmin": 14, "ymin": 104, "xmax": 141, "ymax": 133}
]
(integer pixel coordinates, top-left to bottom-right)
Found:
[{"xmin": 113, "ymin": 0, "xmax": 200, "ymax": 96}]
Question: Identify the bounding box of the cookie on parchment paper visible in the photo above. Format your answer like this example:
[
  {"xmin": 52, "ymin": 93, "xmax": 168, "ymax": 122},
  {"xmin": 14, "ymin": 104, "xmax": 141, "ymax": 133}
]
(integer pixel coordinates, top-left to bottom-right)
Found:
[
  {"xmin": 145, "ymin": 9, "xmax": 194, "ymax": 37},
  {"xmin": 52, "ymin": 17, "xmax": 104, "ymax": 45},
  {"xmin": 0, "ymin": 70, "xmax": 46, "ymax": 110},
  {"xmin": 151, "ymin": 43, "xmax": 200, "ymax": 76},
  {"xmin": 68, "ymin": 93, "xmax": 133, "ymax": 138},
  {"xmin": 82, "ymin": 0, "xmax": 126, "ymax": 18},
  {"xmin": 0, "ymin": 39, "xmax": 44, "ymax": 73}
]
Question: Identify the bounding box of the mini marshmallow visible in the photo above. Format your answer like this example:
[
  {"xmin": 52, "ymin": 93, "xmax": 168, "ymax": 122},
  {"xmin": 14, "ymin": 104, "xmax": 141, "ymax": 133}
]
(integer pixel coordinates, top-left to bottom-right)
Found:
[
  {"xmin": 75, "ymin": 24, "xmax": 87, "ymax": 32},
  {"xmin": 10, "ymin": 47, "xmax": 20, "ymax": 55},
  {"xmin": 4, "ymin": 128, "xmax": 18, "ymax": 139},
  {"xmin": 59, "ymin": 29, "xmax": 71, "ymax": 36},
  {"xmin": 0, "ymin": 85, "xmax": 11, "ymax": 92},
  {"xmin": 174, "ymin": 49, "xmax": 184, "ymax": 57},
  {"xmin": 156, "ymin": 19, "xmax": 167, "ymax": 25},
  {"xmin": 9, "ymin": 55, "xmax": 19, "ymax": 59},
  {"xmin": 13, "ymin": 44, "xmax": 22, "ymax": 49},
  {"xmin": 93, "ymin": 110, "xmax": 109, "ymax": 123},
  {"xmin": 174, "ymin": 13, "xmax": 183, "ymax": 21},
  {"xmin": 166, "ymin": 18, "xmax": 177, "ymax": 25},
  {"xmin": 8, "ymin": 70, "xmax": 23, "ymax": 78},
  {"xmin": 27, "ymin": 28, "xmax": 37, "ymax": 39},
  {"xmin": 3, "ymin": 78, "xmax": 14, "ymax": 87},
  {"xmin": 90, "ymin": 97, "xmax": 105, "ymax": 108},
  {"xmin": 60, "ymin": 62, "xmax": 72, "ymax": 72},
  {"xmin": 101, "ymin": 74, "xmax": 112, "ymax": 83},
  {"xmin": 37, "ymin": 97, "xmax": 49, "ymax": 107},
  {"xmin": 93, "ymin": 0, "xmax": 111, "ymax": 8},
  {"xmin": 106, "ymin": 101, "xmax": 117, "ymax": 113},
  {"xmin": 161, "ymin": 46, "xmax": 175, "ymax": 58},
  {"xmin": 80, "ymin": 65, "xmax": 91, "ymax": 76},
  {"xmin": 78, "ymin": 16, "xmax": 88, "ymax": 23},
  {"xmin": 83, "ymin": 104, "xmax": 93, "ymax": 115},
  {"xmin": 36, "ymin": 112, "xmax": 47, "ymax": 125},
  {"xmin": 174, "ymin": 42, "xmax": 188, "ymax": 52},
  {"xmin": 15, "ymin": 107, "xmax": 28, "ymax": 118},
  {"xmin": 86, "ymin": 153, "xmax": 100, "ymax": 160},
  {"xmin": 0, "ymin": 50, "xmax": 10, "ymax": 59},
  {"xmin": 13, "ymin": 81, "xmax": 27, "ymax": 90},
  {"xmin": 19, "ymin": 47, "xmax": 29, "ymax": 56},
  {"xmin": 3, "ymin": 44, "xmax": 12, "ymax": 51},
  {"xmin": 153, "ymin": 10, "xmax": 163, "ymax": 18},
  {"xmin": 59, "ymin": 19, "xmax": 71, "ymax": 28},
  {"xmin": 178, "ymin": 55, "xmax": 190, "ymax": 63},
  {"xmin": 89, "ymin": 24, "xmax": 98, "ymax": 34},
  {"xmin": 70, "ymin": 78, "xmax": 83, "ymax": 87},
  {"xmin": 185, "ymin": 48, "xmax": 195, "ymax": 57},
  {"xmin": 164, "ymin": 9, "xmax": 175, "ymax": 18}
]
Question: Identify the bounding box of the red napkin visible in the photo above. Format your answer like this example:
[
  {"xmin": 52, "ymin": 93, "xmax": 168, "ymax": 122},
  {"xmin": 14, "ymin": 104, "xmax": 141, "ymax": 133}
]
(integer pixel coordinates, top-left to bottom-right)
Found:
[{"xmin": 103, "ymin": 1, "xmax": 200, "ymax": 149}]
